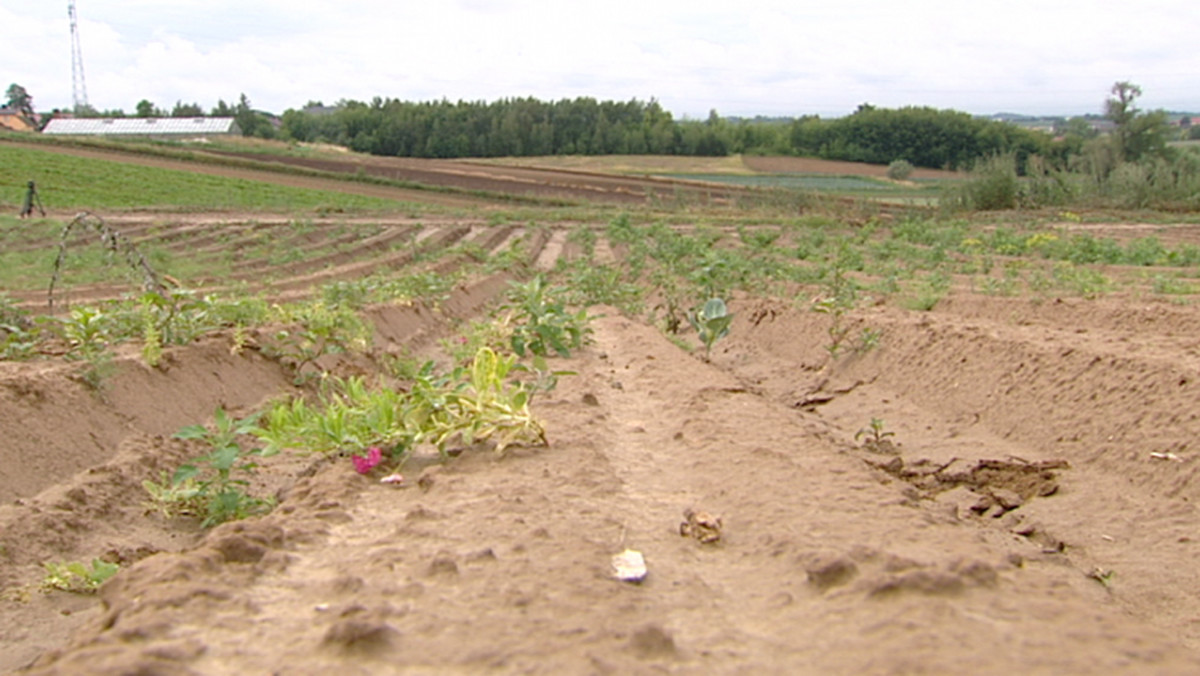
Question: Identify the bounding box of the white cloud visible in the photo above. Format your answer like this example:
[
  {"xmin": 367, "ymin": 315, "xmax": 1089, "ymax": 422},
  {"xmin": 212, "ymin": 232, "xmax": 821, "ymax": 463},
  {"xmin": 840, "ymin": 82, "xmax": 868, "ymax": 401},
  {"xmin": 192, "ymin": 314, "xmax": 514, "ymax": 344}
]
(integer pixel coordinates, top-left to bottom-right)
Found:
[{"xmin": 5, "ymin": 1, "xmax": 1198, "ymax": 118}]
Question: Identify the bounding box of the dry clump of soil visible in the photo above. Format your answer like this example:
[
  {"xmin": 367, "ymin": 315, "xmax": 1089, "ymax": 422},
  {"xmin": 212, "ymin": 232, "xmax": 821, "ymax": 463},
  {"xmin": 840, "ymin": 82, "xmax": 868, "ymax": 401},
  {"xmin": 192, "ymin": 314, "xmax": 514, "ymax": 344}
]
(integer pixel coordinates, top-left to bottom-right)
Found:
[{"xmin": 5, "ymin": 264, "xmax": 1200, "ymax": 673}]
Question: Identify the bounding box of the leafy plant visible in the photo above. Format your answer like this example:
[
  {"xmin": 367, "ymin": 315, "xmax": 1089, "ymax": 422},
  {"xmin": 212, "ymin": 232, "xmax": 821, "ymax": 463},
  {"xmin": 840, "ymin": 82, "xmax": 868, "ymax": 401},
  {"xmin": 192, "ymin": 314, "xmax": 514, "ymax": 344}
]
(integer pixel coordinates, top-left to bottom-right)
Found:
[
  {"xmin": 456, "ymin": 346, "xmax": 547, "ymax": 455},
  {"xmin": 855, "ymin": 417, "xmax": 899, "ymax": 454},
  {"xmin": 145, "ymin": 408, "xmax": 275, "ymax": 527},
  {"xmin": 41, "ymin": 559, "xmax": 119, "ymax": 594},
  {"xmin": 264, "ymin": 301, "xmax": 371, "ymax": 382},
  {"xmin": 855, "ymin": 327, "xmax": 883, "ymax": 353},
  {"xmin": 688, "ymin": 298, "xmax": 732, "ymax": 360},
  {"xmin": 887, "ymin": 159, "xmax": 914, "ymax": 181},
  {"xmin": 504, "ymin": 276, "xmax": 592, "ymax": 358},
  {"xmin": 812, "ymin": 297, "xmax": 851, "ymax": 357},
  {"xmin": 855, "ymin": 417, "xmax": 895, "ymax": 445},
  {"xmin": 53, "ymin": 306, "xmax": 111, "ymax": 361},
  {"xmin": 257, "ymin": 348, "xmax": 549, "ymax": 462}
]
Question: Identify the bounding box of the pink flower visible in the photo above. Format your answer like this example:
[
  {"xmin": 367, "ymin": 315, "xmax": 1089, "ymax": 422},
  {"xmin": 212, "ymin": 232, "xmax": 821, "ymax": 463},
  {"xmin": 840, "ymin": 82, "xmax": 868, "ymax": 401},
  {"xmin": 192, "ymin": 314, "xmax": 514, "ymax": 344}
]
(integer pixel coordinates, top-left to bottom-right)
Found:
[{"xmin": 352, "ymin": 446, "xmax": 383, "ymax": 475}]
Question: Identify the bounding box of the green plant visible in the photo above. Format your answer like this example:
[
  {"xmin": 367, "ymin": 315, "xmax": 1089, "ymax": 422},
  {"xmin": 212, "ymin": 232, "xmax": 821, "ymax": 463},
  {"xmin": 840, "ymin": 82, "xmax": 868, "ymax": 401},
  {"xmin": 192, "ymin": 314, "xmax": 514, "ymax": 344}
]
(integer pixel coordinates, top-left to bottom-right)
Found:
[
  {"xmin": 887, "ymin": 159, "xmax": 914, "ymax": 181},
  {"xmin": 145, "ymin": 407, "xmax": 275, "ymax": 527},
  {"xmin": 265, "ymin": 301, "xmax": 371, "ymax": 382},
  {"xmin": 855, "ymin": 418, "xmax": 895, "ymax": 445},
  {"xmin": 140, "ymin": 297, "xmax": 163, "ymax": 368},
  {"xmin": 47, "ymin": 307, "xmax": 118, "ymax": 390},
  {"xmin": 257, "ymin": 347, "xmax": 550, "ymax": 462},
  {"xmin": 812, "ymin": 297, "xmax": 851, "ymax": 357},
  {"xmin": 737, "ymin": 225, "xmax": 782, "ymax": 250},
  {"xmin": 504, "ymin": 276, "xmax": 593, "ymax": 358},
  {"xmin": 950, "ymin": 153, "xmax": 1020, "ymax": 211},
  {"xmin": 455, "ymin": 347, "xmax": 547, "ymax": 455},
  {"xmin": 41, "ymin": 559, "xmax": 119, "ymax": 594},
  {"xmin": 688, "ymin": 298, "xmax": 732, "ymax": 360},
  {"xmin": 53, "ymin": 306, "xmax": 111, "ymax": 360},
  {"xmin": 559, "ymin": 262, "xmax": 644, "ymax": 314},
  {"xmin": 855, "ymin": 327, "xmax": 882, "ymax": 353}
]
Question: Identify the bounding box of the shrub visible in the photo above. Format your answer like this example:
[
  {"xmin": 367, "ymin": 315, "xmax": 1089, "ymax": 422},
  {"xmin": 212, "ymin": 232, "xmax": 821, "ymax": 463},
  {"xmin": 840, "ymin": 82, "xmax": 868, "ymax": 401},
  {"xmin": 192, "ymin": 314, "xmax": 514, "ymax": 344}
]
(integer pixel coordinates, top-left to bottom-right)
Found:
[
  {"xmin": 949, "ymin": 154, "xmax": 1019, "ymax": 210},
  {"xmin": 886, "ymin": 159, "xmax": 914, "ymax": 181}
]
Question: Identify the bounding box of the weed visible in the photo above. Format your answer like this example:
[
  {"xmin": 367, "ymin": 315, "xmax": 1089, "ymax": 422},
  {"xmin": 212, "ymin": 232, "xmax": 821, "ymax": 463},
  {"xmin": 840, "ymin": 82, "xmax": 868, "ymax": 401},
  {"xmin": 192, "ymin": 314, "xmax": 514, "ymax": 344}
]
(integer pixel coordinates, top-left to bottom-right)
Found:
[
  {"xmin": 41, "ymin": 559, "xmax": 119, "ymax": 594},
  {"xmin": 52, "ymin": 306, "xmax": 111, "ymax": 361},
  {"xmin": 1, "ymin": 322, "xmax": 39, "ymax": 361},
  {"xmin": 264, "ymin": 302, "xmax": 371, "ymax": 382},
  {"xmin": 855, "ymin": 327, "xmax": 883, "ymax": 353},
  {"xmin": 559, "ymin": 262, "xmax": 644, "ymax": 314},
  {"xmin": 855, "ymin": 418, "xmax": 895, "ymax": 444},
  {"xmin": 140, "ymin": 297, "xmax": 164, "ymax": 368},
  {"xmin": 1088, "ymin": 567, "xmax": 1115, "ymax": 589},
  {"xmin": 257, "ymin": 348, "xmax": 549, "ymax": 462},
  {"xmin": 504, "ymin": 276, "xmax": 593, "ymax": 358},
  {"xmin": 145, "ymin": 407, "xmax": 275, "ymax": 527},
  {"xmin": 737, "ymin": 224, "xmax": 782, "ymax": 250},
  {"xmin": 812, "ymin": 297, "xmax": 852, "ymax": 357},
  {"xmin": 1151, "ymin": 274, "xmax": 1198, "ymax": 295},
  {"xmin": 855, "ymin": 418, "xmax": 898, "ymax": 454}
]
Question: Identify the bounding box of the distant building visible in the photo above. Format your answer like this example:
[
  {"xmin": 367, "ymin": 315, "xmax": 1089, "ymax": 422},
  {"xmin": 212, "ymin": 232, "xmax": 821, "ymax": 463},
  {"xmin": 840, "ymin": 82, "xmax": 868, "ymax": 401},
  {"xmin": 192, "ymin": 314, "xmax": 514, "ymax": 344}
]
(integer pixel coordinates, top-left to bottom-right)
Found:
[
  {"xmin": 42, "ymin": 116, "xmax": 241, "ymax": 138},
  {"xmin": 0, "ymin": 106, "xmax": 37, "ymax": 132}
]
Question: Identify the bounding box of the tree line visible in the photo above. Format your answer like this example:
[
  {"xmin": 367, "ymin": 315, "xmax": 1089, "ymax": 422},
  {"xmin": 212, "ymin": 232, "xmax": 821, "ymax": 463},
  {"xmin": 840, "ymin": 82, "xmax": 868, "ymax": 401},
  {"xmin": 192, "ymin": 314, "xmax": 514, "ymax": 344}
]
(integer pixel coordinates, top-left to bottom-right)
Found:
[
  {"xmin": 277, "ymin": 96, "xmax": 1052, "ymax": 170},
  {"xmin": 7, "ymin": 81, "xmax": 1181, "ymax": 174}
]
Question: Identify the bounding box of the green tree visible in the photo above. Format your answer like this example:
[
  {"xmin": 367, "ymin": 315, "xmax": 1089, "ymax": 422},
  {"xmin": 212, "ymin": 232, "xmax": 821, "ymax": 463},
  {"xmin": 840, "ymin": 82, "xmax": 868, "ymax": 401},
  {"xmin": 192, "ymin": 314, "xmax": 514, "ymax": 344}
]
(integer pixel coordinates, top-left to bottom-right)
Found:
[
  {"xmin": 1105, "ymin": 81, "xmax": 1169, "ymax": 162},
  {"xmin": 171, "ymin": 100, "xmax": 204, "ymax": 117},
  {"xmin": 135, "ymin": 99, "xmax": 156, "ymax": 118},
  {"xmin": 5, "ymin": 83, "xmax": 33, "ymax": 117}
]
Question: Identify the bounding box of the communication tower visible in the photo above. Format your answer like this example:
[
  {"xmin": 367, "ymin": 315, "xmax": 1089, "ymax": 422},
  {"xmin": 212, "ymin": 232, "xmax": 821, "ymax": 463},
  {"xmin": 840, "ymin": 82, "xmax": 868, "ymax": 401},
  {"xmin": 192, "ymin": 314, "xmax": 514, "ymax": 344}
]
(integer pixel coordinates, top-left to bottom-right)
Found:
[{"xmin": 68, "ymin": 1, "xmax": 89, "ymax": 111}]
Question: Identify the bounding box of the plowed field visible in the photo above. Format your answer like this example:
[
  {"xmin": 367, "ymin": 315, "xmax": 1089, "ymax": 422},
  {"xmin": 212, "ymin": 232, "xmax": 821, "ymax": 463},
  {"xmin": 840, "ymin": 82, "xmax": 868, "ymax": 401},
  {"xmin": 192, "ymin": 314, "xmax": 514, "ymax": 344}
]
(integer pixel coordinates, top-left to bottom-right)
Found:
[{"xmin": 4, "ymin": 145, "xmax": 1200, "ymax": 674}]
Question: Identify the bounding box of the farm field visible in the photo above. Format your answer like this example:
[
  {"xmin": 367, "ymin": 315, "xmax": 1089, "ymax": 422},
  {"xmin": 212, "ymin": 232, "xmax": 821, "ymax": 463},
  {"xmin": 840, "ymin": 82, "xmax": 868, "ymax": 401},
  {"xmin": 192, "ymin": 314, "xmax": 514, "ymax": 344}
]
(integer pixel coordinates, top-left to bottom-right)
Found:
[{"xmin": 3, "ymin": 138, "xmax": 1200, "ymax": 673}]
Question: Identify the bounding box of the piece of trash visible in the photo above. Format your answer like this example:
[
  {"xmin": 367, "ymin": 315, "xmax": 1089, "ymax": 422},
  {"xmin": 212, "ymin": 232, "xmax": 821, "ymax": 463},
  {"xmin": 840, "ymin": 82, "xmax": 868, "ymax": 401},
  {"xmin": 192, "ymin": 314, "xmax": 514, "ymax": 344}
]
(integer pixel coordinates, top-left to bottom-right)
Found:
[
  {"xmin": 380, "ymin": 473, "xmax": 406, "ymax": 485},
  {"xmin": 611, "ymin": 549, "xmax": 647, "ymax": 583},
  {"xmin": 679, "ymin": 507, "xmax": 723, "ymax": 544},
  {"xmin": 1150, "ymin": 451, "xmax": 1183, "ymax": 462}
]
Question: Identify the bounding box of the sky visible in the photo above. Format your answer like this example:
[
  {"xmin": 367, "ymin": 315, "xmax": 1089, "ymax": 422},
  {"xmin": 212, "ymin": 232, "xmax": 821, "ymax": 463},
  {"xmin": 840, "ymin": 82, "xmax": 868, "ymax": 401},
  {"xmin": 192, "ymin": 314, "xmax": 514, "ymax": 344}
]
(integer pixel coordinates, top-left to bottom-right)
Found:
[{"xmin": 4, "ymin": 0, "xmax": 1199, "ymax": 120}]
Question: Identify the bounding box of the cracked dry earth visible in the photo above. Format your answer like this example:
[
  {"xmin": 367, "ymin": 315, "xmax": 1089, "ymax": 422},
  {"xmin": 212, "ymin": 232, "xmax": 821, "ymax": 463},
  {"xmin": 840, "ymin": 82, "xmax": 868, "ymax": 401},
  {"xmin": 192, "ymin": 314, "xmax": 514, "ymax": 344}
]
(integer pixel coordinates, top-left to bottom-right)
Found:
[{"xmin": 5, "ymin": 280, "xmax": 1200, "ymax": 674}]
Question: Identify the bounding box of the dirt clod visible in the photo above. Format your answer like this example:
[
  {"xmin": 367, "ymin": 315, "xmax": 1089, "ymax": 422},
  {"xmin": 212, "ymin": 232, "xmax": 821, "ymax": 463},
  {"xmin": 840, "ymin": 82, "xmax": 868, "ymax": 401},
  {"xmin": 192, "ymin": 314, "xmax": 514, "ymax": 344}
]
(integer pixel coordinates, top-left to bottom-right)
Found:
[{"xmin": 679, "ymin": 508, "xmax": 723, "ymax": 544}]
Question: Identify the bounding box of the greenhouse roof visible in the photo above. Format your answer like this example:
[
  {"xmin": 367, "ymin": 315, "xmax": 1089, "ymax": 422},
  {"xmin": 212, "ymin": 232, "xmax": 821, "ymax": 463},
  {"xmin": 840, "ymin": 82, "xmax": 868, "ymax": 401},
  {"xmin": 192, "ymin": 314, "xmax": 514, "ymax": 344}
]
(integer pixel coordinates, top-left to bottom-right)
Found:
[{"xmin": 43, "ymin": 117, "xmax": 240, "ymax": 135}]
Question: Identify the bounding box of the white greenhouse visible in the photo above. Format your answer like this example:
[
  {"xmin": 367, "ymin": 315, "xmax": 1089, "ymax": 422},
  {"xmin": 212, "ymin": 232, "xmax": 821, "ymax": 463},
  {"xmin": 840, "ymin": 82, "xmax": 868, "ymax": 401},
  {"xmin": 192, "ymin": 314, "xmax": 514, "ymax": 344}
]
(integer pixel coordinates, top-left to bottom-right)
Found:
[{"xmin": 42, "ymin": 117, "xmax": 241, "ymax": 137}]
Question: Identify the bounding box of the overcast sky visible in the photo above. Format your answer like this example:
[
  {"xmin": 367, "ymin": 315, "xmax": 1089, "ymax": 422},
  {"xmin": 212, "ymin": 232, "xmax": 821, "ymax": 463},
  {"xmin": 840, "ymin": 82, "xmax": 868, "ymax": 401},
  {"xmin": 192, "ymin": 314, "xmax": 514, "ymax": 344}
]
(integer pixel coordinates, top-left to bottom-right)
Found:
[{"xmin": 4, "ymin": 1, "xmax": 1199, "ymax": 120}]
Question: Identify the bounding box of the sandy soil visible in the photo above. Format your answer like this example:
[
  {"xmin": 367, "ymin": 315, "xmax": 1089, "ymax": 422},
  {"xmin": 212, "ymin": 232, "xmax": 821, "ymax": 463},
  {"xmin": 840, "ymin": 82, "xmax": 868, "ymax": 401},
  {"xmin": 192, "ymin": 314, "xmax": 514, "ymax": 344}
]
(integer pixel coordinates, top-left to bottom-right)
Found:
[
  {"xmin": 4, "ymin": 235, "xmax": 1200, "ymax": 672},
  {"xmin": 2, "ymin": 144, "xmax": 1200, "ymax": 673}
]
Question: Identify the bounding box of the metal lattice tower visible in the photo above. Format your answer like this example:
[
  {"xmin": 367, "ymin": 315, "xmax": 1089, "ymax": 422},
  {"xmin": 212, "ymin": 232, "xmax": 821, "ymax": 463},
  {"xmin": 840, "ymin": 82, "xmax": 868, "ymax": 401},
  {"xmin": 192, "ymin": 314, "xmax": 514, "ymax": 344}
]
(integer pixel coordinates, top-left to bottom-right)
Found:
[{"xmin": 68, "ymin": 1, "xmax": 89, "ymax": 111}]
